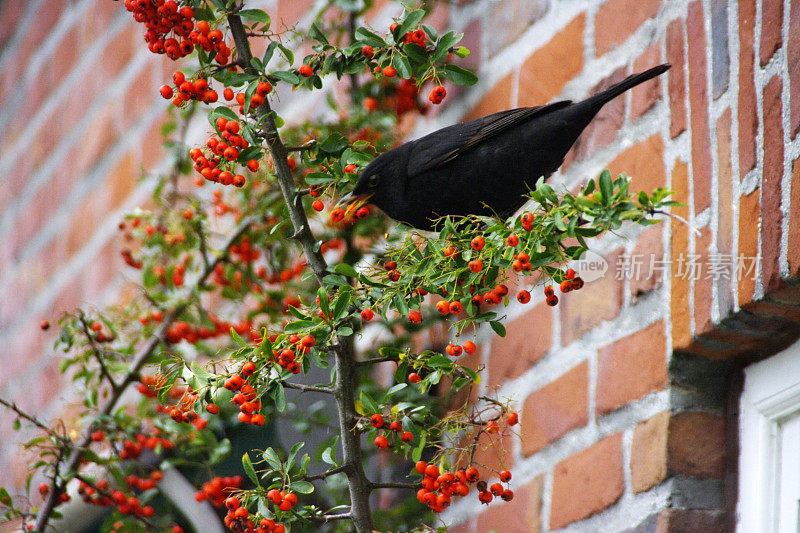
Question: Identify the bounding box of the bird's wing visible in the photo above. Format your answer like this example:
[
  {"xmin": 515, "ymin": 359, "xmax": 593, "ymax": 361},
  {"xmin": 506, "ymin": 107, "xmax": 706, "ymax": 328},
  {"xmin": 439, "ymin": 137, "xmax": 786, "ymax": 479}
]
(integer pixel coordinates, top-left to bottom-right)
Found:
[{"xmin": 407, "ymin": 100, "xmax": 573, "ymax": 176}]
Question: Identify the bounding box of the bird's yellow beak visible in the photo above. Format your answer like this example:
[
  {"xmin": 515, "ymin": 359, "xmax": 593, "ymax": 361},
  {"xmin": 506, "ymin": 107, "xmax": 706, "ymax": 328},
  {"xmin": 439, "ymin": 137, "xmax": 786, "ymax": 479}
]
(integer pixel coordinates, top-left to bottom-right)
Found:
[{"xmin": 336, "ymin": 191, "xmax": 374, "ymax": 209}]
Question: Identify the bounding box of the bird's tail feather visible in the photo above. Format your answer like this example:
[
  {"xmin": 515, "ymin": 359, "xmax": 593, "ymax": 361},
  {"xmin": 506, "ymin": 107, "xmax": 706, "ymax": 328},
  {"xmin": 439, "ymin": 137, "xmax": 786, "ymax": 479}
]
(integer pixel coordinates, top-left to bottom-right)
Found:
[{"xmin": 586, "ymin": 63, "xmax": 670, "ymax": 108}]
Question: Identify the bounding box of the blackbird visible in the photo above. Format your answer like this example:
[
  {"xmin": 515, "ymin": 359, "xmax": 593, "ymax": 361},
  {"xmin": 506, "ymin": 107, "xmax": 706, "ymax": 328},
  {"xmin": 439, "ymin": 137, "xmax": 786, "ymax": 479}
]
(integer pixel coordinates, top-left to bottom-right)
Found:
[{"xmin": 339, "ymin": 64, "xmax": 670, "ymax": 231}]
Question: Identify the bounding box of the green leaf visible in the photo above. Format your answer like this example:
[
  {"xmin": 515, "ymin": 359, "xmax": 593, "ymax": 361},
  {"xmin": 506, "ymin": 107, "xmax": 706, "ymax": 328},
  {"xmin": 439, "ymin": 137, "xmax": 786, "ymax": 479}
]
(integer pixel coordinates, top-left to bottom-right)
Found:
[
  {"xmin": 333, "ymin": 263, "xmax": 358, "ymax": 277},
  {"xmin": 395, "ymin": 9, "xmax": 426, "ymax": 40},
  {"xmin": 599, "ymin": 169, "xmax": 613, "ymax": 205},
  {"xmin": 360, "ymin": 391, "xmax": 379, "ymax": 414},
  {"xmin": 412, "ymin": 433, "xmax": 426, "ymax": 462},
  {"xmin": 433, "ymin": 31, "xmax": 463, "ymax": 62},
  {"xmin": 321, "ymin": 444, "xmax": 338, "ymax": 466},
  {"xmin": 422, "ymin": 24, "xmax": 438, "ymax": 41},
  {"xmin": 332, "ymin": 289, "xmax": 351, "ymax": 321},
  {"xmin": 443, "ymin": 64, "xmax": 478, "ymax": 86},
  {"xmin": 394, "ymin": 54, "xmax": 412, "ymax": 79},
  {"xmin": 385, "ymin": 383, "xmax": 407, "ymax": 397},
  {"xmin": 271, "ymin": 70, "xmax": 301, "ymax": 85},
  {"xmin": 262, "ymin": 42, "xmax": 278, "ymax": 68},
  {"xmin": 355, "ymin": 27, "xmax": 386, "ymax": 47},
  {"xmin": 239, "ymin": 9, "xmax": 271, "ymax": 24},
  {"xmin": 243, "ymin": 80, "xmax": 258, "ymax": 114},
  {"xmin": 211, "ymin": 106, "xmax": 239, "ymax": 123},
  {"xmin": 242, "ymin": 453, "xmax": 260, "ymax": 486},
  {"xmin": 317, "ymin": 287, "xmax": 330, "ymax": 318},
  {"xmin": 454, "ymin": 46, "xmax": 471, "ymax": 58},
  {"xmin": 489, "ymin": 320, "xmax": 506, "ymax": 337},
  {"xmin": 262, "ymin": 447, "xmax": 283, "ymax": 470},
  {"xmin": 291, "ymin": 480, "xmax": 315, "ymax": 494},
  {"xmin": 230, "ymin": 327, "xmax": 247, "ymax": 347},
  {"xmin": 309, "ymin": 23, "xmax": 329, "ymax": 44},
  {"xmin": 318, "ymin": 132, "xmax": 350, "ymax": 154}
]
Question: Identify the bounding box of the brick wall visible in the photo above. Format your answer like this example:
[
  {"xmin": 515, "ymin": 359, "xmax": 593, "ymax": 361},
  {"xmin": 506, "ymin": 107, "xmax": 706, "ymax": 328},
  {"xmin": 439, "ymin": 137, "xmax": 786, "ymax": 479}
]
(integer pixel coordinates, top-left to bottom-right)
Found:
[{"xmin": 1, "ymin": 0, "xmax": 799, "ymax": 531}]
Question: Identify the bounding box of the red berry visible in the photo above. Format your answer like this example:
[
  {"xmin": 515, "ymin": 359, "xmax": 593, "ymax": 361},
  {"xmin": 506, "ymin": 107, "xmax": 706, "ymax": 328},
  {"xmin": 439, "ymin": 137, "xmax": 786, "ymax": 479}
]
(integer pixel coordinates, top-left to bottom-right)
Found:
[
  {"xmin": 382, "ymin": 66, "xmax": 397, "ymax": 77},
  {"xmin": 501, "ymin": 489, "xmax": 514, "ymax": 501},
  {"xmin": 374, "ymin": 435, "xmax": 389, "ymax": 449},
  {"xmin": 298, "ymin": 64, "xmax": 313, "ymax": 77},
  {"xmin": 470, "ymin": 236, "xmax": 485, "ymax": 251},
  {"xmin": 408, "ymin": 309, "xmax": 422, "ymax": 324},
  {"xmin": 312, "ymin": 200, "xmax": 324, "ymax": 211},
  {"xmin": 408, "ymin": 372, "xmax": 421, "ymax": 384},
  {"xmin": 361, "ymin": 45, "xmax": 374, "ymax": 57},
  {"xmin": 370, "ymin": 414, "xmax": 384, "ymax": 428},
  {"xmin": 361, "ymin": 308, "xmax": 374, "ymax": 321},
  {"xmin": 436, "ymin": 300, "xmax": 450, "ymax": 315},
  {"xmin": 160, "ymin": 85, "xmax": 174, "ymax": 99},
  {"xmin": 400, "ymin": 431, "xmax": 413, "ymax": 442},
  {"xmin": 506, "ymin": 234, "xmax": 519, "ymax": 247},
  {"xmin": 462, "ymin": 340, "xmax": 477, "ymax": 355},
  {"xmin": 499, "ymin": 470, "xmax": 512, "ymax": 482},
  {"xmin": 225, "ymin": 496, "xmax": 240, "ymax": 510},
  {"xmin": 40, "ymin": 320, "xmax": 50, "ymax": 331},
  {"xmin": 516, "ymin": 290, "xmax": 531, "ymax": 304},
  {"xmin": 468, "ymin": 259, "xmax": 483, "ymax": 273},
  {"xmin": 330, "ymin": 208, "xmax": 345, "ymax": 222},
  {"xmin": 506, "ymin": 412, "xmax": 519, "ymax": 425}
]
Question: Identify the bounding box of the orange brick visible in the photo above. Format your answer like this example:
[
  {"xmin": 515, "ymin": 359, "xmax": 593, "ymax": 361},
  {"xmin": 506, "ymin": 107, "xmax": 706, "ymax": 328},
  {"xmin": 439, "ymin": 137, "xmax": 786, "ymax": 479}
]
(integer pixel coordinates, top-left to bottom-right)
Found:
[
  {"xmin": 463, "ymin": 72, "xmax": 514, "ymax": 122},
  {"xmin": 666, "ymin": 19, "xmax": 687, "ymax": 138},
  {"xmin": 739, "ymin": 0, "xmax": 758, "ymax": 176},
  {"xmin": 560, "ymin": 248, "xmax": 624, "ymax": 345},
  {"xmin": 694, "ymin": 227, "xmax": 713, "ymax": 334},
  {"xmin": 596, "ymin": 320, "xmax": 667, "ymax": 415},
  {"xmin": 667, "ymin": 412, "xmax": 725, "ymax": 478},
  {"xmin": 687, "ymin": 1, "xmax": 713, "ymax": 215},
  {"xmin": 629, "ymin": 224, "xmax": 664, "ymax": 298},
  {"xmin": 761, "ymin": 75, "xmax": 784, "ymax": 292},
  {"xmin": 670, "ymin": 160, "xmax": 691, "ymax": 348},
  {"xmin": 476, "ymin": 475, "xmax": 543, "ymax": 533},
  {"xmin": 631, "ymin": 42, "xmax": 663, "ymax": 119},
  {"xmin": 760, "ymin": 0, "xmax": 784, "ymax": 65},
  {"xmin": 631, "ymin": 411, "xmax": 669, "ymax": 493},
  {"xmin": 277, "ymin": 0, "xmax": 315, "ymax": 29},
  {"xmin": 550, "ymin": 433, "xmax": 624, "ymax": 529},
  {"xmin": 788, "ymin": 160, "xmax": 800, "ymax": 276},
  {"xmin": 517, "ymin": 14, "xmax": 585, "ymax": 106},
  {"xmin": 607, "ymin": 134, "xmax": 666, "ymax": 193},
  {"xmin": 738, "ymin": 190, "xmax": 760, "ymax": 305},
  {"xmin": 489, "ymin": 302, "xmax": 552, "ymax": 388},
  {"xmin": 594, "ymin": 0, "xmax": 661, "ymax": 56},
  {"xmin": 521, "ymin": 362, "xmax": 588, "ymax": 455},
  {"xmin": 563, "ymin": 66, "xmax": 628, "ymax": 169}
]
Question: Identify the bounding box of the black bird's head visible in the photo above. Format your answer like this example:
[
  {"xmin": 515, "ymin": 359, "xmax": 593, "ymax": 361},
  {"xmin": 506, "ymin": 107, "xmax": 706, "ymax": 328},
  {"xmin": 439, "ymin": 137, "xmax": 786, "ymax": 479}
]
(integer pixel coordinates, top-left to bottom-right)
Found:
[{"xmin": 338, "ymin": 148, "xmax": 408, "ymax": 222}]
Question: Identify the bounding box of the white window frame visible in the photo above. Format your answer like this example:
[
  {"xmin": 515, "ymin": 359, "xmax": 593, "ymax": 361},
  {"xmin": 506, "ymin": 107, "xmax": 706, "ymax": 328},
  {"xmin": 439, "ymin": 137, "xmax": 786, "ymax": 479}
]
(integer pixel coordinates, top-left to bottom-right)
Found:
[{"xmin": 738, "ymin": 337, "xmax": 800, "ymax": 532}]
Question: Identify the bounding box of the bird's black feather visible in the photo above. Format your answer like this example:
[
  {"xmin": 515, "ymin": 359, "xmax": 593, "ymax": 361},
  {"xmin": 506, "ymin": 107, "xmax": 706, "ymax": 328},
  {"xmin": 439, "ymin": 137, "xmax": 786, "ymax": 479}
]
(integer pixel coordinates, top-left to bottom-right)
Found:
[{"xmin": 348, "ymin": 64, "xmax": 671, "ymax": 231}]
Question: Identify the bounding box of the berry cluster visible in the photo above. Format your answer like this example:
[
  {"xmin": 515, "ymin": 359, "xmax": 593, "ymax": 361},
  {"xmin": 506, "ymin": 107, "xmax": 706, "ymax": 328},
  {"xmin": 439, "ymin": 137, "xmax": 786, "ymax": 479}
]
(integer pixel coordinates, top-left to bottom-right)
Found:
[
  {"xmin": 221, "ymin": 369, "xmax": 266, "ymax": 426},
  {"xmin": 189, "ymin": 117, "xmax": 255, "ymax": 186},
  {"xmin": 223, "ymin": 494, "xmax": 288, "ymax": 533},
  {"xmin": 124, "ymin": 0, "xmax": 196, "ymax": 59},
  {"xmin": 370, "ymin": 413, "xmax": 414, "ymax": 448},
  {"xmin": 194, "ymin": 475, "xmax": 243, "ymax": 506},
  {"xmin": 160, "ymin": 71, "xmax": 218, "ymax": 105}
]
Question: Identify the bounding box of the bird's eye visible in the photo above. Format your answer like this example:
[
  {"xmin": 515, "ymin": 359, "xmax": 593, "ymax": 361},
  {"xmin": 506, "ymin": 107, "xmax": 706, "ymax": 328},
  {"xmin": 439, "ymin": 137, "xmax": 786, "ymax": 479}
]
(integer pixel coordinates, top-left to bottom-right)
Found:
[{"xmin": 368, "ymin": 174, "xmax": 381, "ymax": 187}]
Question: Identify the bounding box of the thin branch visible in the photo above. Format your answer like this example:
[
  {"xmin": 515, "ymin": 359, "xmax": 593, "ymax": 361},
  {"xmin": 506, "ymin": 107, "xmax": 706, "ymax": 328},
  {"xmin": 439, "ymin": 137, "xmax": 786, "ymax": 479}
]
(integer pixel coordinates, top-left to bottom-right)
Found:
[
  {"xmin": 284, "ymin": 140, "xmax": 317, "ymax": 152},
  {"xmin": 356, "ymin": 355, "xmax": 396, "ymax": 367},
  {"xmin": 310, "ymin": 511, "xmax": 353, "ymax": 522},
  {"xmin": 302, "ymin": 465, "xmax": 349, "ymax": 482},
  {"xmin": 281, "ymin": 382, "xmax": 334, "ymax": 394},
  {"xmin": 227, "ymin": 13, "xmax": 374, "ymax": 532},
  {"xmin": 0, "ymin": 398, "xmax": 65, "ymax": 441},
  {"xmin": 77, "ymin": 314, "xmax": 119, "ymax": 391},
  {"xmin": 33, "ymin": 216, "xmax": 256, "ymax": 532},
  {"xmin": 368, "ymin": 481, "xmax": 418, "ymax": 491}
]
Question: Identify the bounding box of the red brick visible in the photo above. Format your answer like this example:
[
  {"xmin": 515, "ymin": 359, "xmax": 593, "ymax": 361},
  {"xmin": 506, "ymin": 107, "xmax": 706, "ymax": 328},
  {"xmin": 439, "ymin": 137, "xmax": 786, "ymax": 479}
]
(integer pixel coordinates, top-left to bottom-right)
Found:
[
  {"xmin": 738, "ymin": 190, "xmax": 760, "ymax": 305},
  {"xmin": 716, "ymin": 108, "xmax": 733, "ymax": 256},
  {"xmin": 15, "ymin": 2, "xmax": 62, "ymax": 67},
  {"xmin": 629, "ymin": 224, "xmax": 665, "ymax": 298},
  {"xmin": 596, "ymin": 320, "xmax": 667, "ymax": 415},
  {"xmin": 594, "ymin": 0, "xmax": 661, "ymax": 56},
  {"xmin": 607, "ymin": 134, "xmax": 666, "ymax": 193},
  {"xmin": 656, "ymin": 509, "xmax": 726, "ymax": 533},
  {"xmin": 694, "ymin": 227, "xmax": 713, "ymax": 334},
  {"xmin": 563, "ymin": 66, "xmax": 628, "ymax": 169},
  {"xmin": 631, "ymin": 411, "xmax": 670, "ymax": 493},
  {"xmin": 761, "ymin": 75, "xmax": 784, "ymax": 292},
  {"xmin": 518, "ymin": 14, "xmax": 585, "ymax": 106},
  {"xmin": 667, "ymin": 412, "xmax": 725, "ymax": 478},
  {"xmin": 550, "ymin": 433, "xmax": 624, "ymax": 529},
  {"xmin": 788, "ymin": 160, "xmax": 800, "ymax": 276},
  {"xmin": 790, "ymin": 1, "xmax": 800, "ymax": 138},
  {"xmin": 489, "ymin": 303, "xmax": 552, "ymax": 388},
  {"xmin": 458, "ymin": 17, "xmax": 482, "ymax": 72},
  {"xmin": 0, "ymin": 0, "xmax": 25, "ymax": 47},
  {"xmin": 463, "ymin": 72, "xmax": 514, "ymax": 122},
  {"xmin": 738, "ymin": 0, "xmax": 758, "ymax": 176},
  {"xmin": 687, "ymin": 1, "xmax": 712, "ymax": 214},
  {"xmin": 521, "ymin": 362, "xmax": 588, "ymax": 455},
  {"xmin": 476, "ymin": 476, "xmax": 543, "ymax": 533},
  {"xmin": 631, "ymin": 43, "xmax": 663, "ymax": 119},
  {"xmin": 560, "ymin": 248, "xmax": 624, "ymax": 345},
  {"xmin": 760, "ymin": 0, "xmax": 784, "ymax": 65}
]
